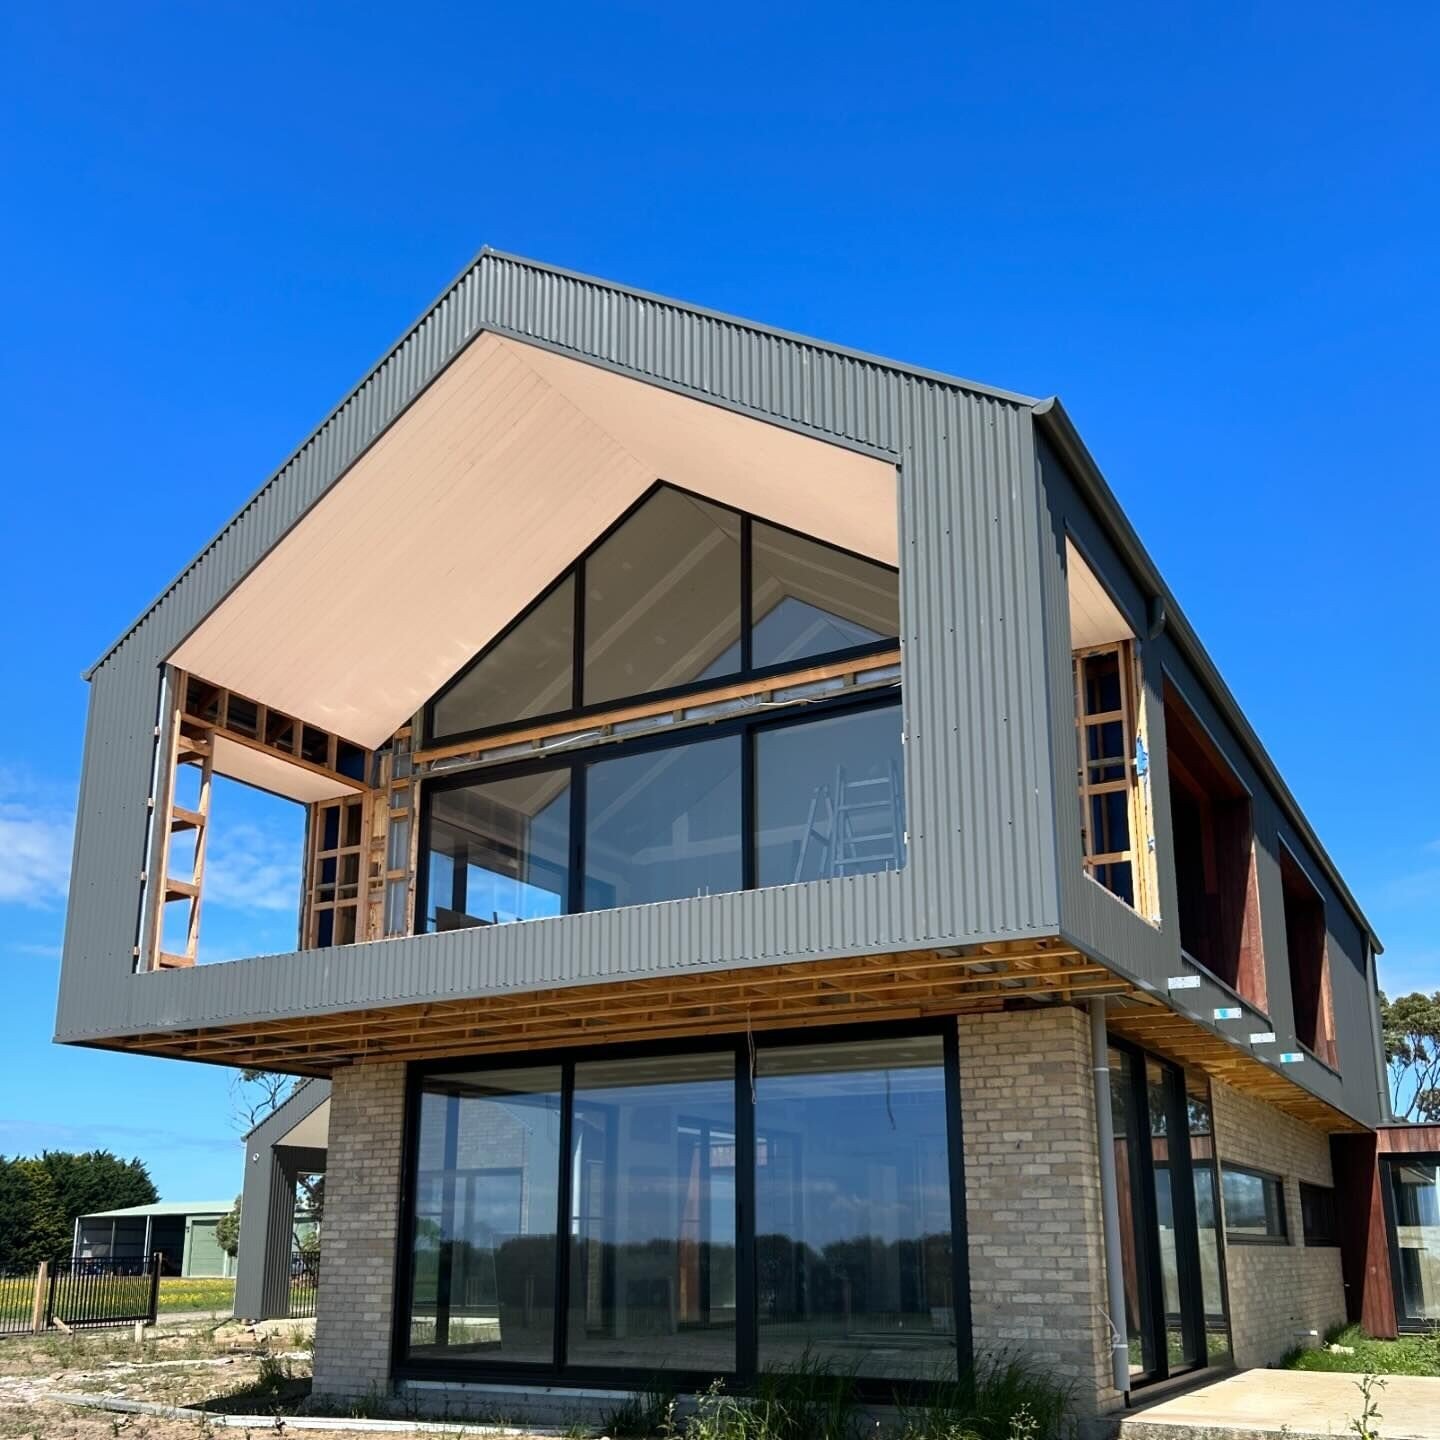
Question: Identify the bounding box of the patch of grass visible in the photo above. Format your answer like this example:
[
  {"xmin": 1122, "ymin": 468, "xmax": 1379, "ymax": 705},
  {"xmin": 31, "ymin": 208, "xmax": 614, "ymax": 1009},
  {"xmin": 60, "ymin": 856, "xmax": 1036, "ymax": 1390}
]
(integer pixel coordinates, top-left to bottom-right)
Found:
[
  {"xmin": 605, "ymin": 1384, "xmax": 678, "ymax": 1438},
  {"xmin": 154, "ymin": 1278, "xmax": 235, "ymax": 1316},
  {"xmin": 1282, "ymin": 1322, "xmax": 1440, "ymax": 1376}
]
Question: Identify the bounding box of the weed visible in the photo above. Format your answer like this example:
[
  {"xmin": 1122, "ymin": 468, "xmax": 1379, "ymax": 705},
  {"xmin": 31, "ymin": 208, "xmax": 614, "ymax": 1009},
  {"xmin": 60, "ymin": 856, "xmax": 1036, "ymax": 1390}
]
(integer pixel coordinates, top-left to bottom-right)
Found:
[
  {"xmin": 606, "ymin": 1384, "xmax": 679, "ymax": 1438},
  {"xmin": 1349, "ymin": 1373, "xmax": 1385, "ymax": 1440}
]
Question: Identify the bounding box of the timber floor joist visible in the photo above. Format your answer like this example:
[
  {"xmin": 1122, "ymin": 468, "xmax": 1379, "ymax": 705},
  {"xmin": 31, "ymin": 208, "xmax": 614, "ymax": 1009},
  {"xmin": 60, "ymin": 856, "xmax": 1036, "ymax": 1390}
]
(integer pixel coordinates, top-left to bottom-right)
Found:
[
  {"xmin": 1106, "ymin": 1000, "xmax": 1364, "ymax": 1132},
  {"xmin": 104, "ymin": 938, "xmax": 1128, "ymax": 1074}
]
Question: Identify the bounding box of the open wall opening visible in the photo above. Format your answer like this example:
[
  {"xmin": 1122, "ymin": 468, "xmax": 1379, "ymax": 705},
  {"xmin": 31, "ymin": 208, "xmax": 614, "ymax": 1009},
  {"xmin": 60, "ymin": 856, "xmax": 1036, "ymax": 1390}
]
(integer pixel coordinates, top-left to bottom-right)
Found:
[
  {"xmin": 1280, "ymin": 847, "xmax": 1337, "ymax": 1067},
  {"xmin": 1163, "ymin": 685, "xmax": 1265, "ymax": 1010},
  {"xmin": 1067, "ymin": 540, "xmax": 1156, "ymax": 918}
]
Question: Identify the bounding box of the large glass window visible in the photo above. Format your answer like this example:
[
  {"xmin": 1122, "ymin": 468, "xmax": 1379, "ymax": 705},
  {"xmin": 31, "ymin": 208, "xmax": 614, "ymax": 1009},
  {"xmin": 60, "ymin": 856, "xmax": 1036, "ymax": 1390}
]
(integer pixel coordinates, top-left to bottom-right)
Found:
[
  {"xmin": 424, "ymin": 772, "xmax": 571, "ymax": 931},
  {"xmin": 584, "ymin": 737, "xmax": 743, "ymax": 911},
  {"xmin": 584, "ymin": 489, "xmax": 743, "ymax": 706},
  {"xmin": 755, "ymin": 1034, "xmax": 956, "ymax": 1381},
  {"xmin": 431, "ymin": 575, "xmax": 577, "ymax": 740},
  {"xmin": 751, "ymin": 522, "xmax": 899, "ymax": 670},
  {"xmin": 405, "ymin": 1065, "xmax": 563, "ymax": 1364},
  {"xmin": 426, "ymin": 485, "xmax": 899, "ymax": 743},
  {"xmin": 1387, "ymin": 1158, "xmax": 1440, "ymax": 1323},
  {"xmin": 399, "ymin": 1026, "xmax": 963, "ymax": 1387},
  {"xmin": 755, "ymin": 705, "xmax": 905, "ymax": 886},
  {"xmin": 568, "ymin": 1053, "xmax": 737, "ymax": 1372},
  {"xmin": 419, "ymin": 697, "xmax": 904, "ymax": 930}
]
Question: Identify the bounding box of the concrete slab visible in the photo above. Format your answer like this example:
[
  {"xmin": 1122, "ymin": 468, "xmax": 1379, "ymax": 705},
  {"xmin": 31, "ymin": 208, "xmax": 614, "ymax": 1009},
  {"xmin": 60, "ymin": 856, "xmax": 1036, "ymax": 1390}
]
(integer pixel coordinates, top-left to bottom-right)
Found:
[{"xmin": 1120, "ymin": 1368, "xmax": 1440, "ymax": 1440}]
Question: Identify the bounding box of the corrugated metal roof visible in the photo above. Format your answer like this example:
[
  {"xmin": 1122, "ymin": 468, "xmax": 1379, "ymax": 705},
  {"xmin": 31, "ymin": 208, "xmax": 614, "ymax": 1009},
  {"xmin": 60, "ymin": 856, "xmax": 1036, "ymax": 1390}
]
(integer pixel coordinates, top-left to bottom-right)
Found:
[
  {"xmin": 79, "ymin": 1201, "xmax": 230, "ymax": 1220},
  {"xmin": 84, "ymin": 246, "xmax": 1035, "ymax": 679}
]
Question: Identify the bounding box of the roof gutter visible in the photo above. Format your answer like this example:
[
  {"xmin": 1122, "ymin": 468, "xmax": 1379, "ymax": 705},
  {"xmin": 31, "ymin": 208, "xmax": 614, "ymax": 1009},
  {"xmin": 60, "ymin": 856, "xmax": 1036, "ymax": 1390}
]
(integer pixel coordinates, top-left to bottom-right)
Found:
[{"xmin": 1032, "ymin": 395, "xmax": 1382, "ymax": 955}]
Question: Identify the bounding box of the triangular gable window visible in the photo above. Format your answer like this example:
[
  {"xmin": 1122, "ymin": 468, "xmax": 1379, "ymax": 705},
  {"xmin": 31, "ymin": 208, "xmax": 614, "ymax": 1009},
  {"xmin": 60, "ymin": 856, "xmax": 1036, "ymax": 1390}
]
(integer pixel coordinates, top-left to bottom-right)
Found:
[{"xmin": 427, "ymin": 484, "xmax": 898, "ymax": 744}]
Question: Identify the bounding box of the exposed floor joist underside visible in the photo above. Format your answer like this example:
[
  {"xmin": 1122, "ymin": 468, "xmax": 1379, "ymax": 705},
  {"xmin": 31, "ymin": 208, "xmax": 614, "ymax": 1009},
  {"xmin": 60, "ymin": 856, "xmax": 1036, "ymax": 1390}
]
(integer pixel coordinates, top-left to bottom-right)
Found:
[
  {"xmin": 95, "ymin": 940, "xmax": 1363, "ymax": 1132},
  {"xmin": 103, "ymin": 938, "xmax": 1124, "ymax": 1073},
  {"xmin": 1106, "ymin": 1001, "xmax": 1363, "ymax": 1132}
]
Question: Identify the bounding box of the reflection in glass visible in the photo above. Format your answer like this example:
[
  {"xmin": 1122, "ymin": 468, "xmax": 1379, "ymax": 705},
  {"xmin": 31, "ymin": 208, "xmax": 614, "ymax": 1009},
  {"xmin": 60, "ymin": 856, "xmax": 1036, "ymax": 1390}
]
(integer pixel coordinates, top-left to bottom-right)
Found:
[
  {"xmin": 751, "ymin": 523, "xmax": 898, "ymax": 669},
  {"xmin": 755, "ymin": 705, "xmax": 905, "ymax": 886},
  {"xmin": 1222, "ymin": 1167, "xmax": 1287, "ymax": 1240},
  {"xmin": 568, "ymin": 1053, "xmax": 737, "ymax": 1372},
  {"xmin": 1389, "ymin": 1160, "xmax": 1440, "ymax": 1321},
  {"xmin": 425, "ymin": 772, "xmax": 571, "ymax": 931},
  {"xmin": 584, "ymin": 489, "xmax": 743, "ymax": 705},
  {"xmin": 1109, "ymin": 1047, "xmax": 1157, "ymax": 1379},
  {"xmin": 432, "ymin": 576, "xmax": 576, "ymax": 739},
  {"xmin": 584, "ymin": 737, "xmax": 742, "ymax": 910},
  {"xmin": 1148, "ymin": 1060, "xmax": 1200, "ymax": 1370},
  {"xmin": 406, "ymin": 1066, "xmax": 562, "ymax": 1364},
  {"xmin": 1185, "ymin": 1078, "xmax": 1231, "ymax": 1363},
  {"xmin": 755, "ymin": 1035, "xmax": 955, "ymax": 1380}
]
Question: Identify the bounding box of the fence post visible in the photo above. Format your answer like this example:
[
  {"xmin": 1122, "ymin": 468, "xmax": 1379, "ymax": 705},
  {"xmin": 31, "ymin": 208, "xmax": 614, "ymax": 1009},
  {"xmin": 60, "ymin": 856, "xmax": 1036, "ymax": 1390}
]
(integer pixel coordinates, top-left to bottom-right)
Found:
[
  {"xmin": 29, "ymin": 1261, "xmax": 48, "ymax": 1333},
  {"xmin": 146, "ymin": 1252, "xmax": 162, "ymax": 1325}
]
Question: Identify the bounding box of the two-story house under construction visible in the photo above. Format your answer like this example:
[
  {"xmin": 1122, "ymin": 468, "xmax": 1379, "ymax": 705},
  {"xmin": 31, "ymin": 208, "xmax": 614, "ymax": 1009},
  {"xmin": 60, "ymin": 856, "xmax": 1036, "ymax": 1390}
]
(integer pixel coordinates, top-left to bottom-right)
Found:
[{"xmin": 56, "ymin": 251, "xmax": 1390, "ymax": 1421}]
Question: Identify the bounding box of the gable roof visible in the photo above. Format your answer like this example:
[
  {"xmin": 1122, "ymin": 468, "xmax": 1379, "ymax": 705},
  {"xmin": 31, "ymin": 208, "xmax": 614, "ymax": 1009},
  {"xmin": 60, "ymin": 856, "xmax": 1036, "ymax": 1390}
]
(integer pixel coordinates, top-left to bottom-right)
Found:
[{"xmin": 81, "ymin": 247, "xmax": 1380, "ymax": 953}]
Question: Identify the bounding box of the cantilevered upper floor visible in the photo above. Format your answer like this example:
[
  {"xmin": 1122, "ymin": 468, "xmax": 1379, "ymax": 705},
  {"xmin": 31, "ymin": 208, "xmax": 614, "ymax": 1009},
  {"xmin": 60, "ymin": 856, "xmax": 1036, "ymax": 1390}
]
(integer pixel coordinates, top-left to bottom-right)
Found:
[{"xmin": 55, "ymin": 249, "xmax": 1387, "ymax": 1132}]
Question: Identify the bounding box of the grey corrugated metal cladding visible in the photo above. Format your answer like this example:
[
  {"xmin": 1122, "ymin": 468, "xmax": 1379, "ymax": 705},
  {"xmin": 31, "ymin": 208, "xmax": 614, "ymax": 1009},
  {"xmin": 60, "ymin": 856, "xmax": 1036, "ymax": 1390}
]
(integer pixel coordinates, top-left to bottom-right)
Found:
[{"xmin": 57, "ymin": 248, "xmax": 1381, "ymax": 1127}]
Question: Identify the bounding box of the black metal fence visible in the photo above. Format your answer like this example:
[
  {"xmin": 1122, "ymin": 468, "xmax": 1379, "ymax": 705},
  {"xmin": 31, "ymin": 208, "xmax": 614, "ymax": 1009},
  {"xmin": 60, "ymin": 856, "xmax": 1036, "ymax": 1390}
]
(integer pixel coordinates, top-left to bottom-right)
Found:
[
  {"xmin": 49, "ymin": 1255, "xmax": 162, "ymax": 1329},
  {"xmin": 288, "ymin": 1251, "xmax": 319, "ymax": 1319},
  {"xmin": 0, "ymin": 1255, "xmax": 161, "ymax": 1337},
  {"xmin": 0, "ymin": 1269, "xmax": 38, "ymax": 1337}
]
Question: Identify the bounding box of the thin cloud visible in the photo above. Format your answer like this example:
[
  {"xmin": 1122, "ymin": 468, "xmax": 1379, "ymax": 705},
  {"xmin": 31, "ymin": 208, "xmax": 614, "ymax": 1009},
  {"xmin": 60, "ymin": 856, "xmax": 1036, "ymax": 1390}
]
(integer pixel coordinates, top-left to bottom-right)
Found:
[
  {"xmin": 0, "ymin": 1118, "xmax": 238, "ymax": 1157},
  {"xmin": 205, "ymin": 821, "xmax": 301, "ymax": 914},
  {"xmin": 0, "ymin": 771, "xmax": 75, "ymax": 907}
]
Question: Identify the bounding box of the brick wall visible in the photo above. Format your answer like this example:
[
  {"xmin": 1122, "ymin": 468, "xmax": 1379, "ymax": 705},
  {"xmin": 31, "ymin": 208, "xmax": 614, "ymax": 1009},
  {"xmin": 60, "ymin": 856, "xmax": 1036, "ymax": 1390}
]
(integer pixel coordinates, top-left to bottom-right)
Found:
[
  {"xmin": 310, "ymin": 1060, "xmax": 407, "ymax": 1406},
  {"xmin": 957, "ymin": 1007, "xmax": 1120, "ymax": 1417},
  {"xmin": 1211, "ymin": 1079, "xmax": 1345, "ymax": 1367}
]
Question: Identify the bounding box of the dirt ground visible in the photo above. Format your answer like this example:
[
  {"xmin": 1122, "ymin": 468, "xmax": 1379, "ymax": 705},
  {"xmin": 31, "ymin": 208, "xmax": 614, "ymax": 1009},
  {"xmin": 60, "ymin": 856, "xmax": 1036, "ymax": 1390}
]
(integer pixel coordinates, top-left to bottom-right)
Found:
[{"xmin": 0, "ymin": 1318, "xmax": 432, "ymax": 1440}]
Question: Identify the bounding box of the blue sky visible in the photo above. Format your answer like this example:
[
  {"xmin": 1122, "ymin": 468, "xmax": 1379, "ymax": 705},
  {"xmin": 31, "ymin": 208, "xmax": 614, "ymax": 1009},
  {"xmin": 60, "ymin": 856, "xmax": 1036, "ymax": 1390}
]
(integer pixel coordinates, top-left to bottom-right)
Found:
[{"xmin": 1, "ymin": 3, "xmax": 1436, "ymax": 1198}]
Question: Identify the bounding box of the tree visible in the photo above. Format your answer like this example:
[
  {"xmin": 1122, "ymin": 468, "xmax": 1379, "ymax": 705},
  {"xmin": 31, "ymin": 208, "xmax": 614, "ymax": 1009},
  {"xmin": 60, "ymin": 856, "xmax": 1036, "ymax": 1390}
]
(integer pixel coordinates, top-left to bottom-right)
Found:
[
  {"xmin": 216, "ymin": 1194, "xmax": 241, "ymax": 1259},
  {"xmin": 231, "ymin": 1069, "xmax": 297, "ymax": 1132},
  {"xmin": 39, "ymin": 1150, "xmax": 157, "ymax": 1228},
  {"xmin": 0, "ymin": 1158, "xmax": 72, "ymax": 1269},
  {"xmin": 1380, "ymin": 990, "xmax": 1440, "ymax": 1121}
]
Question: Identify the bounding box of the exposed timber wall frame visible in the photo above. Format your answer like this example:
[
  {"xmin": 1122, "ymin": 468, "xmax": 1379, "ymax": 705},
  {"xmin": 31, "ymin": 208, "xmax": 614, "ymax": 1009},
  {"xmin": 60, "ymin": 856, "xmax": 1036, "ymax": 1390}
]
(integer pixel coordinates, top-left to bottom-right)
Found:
[
  {"xmin": 1074, "ymin": 640, "xmax": 1156, "ymax": 921},
  {"xmin": 142, "ymin": 670, "xmax": 375, "ymax": 971},
  {"xmin": 415, "ymin": 649, "xmax": 902, "ymax": 768}
]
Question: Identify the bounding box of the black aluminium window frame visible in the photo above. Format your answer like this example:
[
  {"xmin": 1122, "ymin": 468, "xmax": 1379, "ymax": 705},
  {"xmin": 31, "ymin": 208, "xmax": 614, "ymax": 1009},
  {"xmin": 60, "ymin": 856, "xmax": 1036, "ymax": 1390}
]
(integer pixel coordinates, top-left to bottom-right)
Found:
[
  {"xmin": 415, "ymin": 686, "xmax": 903, "ymax": 931},
  {"xmin": 1220, "ymin": 1162, "xmax": 1289, "ymax": 1245},
  {"xmin": 423, "ymin": 479, "xmax": 902, "ymax": 749},
  {"xmin": 1298, "ymin": 1180, "xmax": 1339, "ymax": 1248},
  {"xmin": 1379, "ymin": 1150, "xmax": 1440, "ymax": 1332},
  {"xmin": 389, "ymin": 1018, "xmax": 971, "ymax": 1400},
  {"xmin": 1106, "ymin": 1034, "xmax": 1214, "ymax": 1388}
]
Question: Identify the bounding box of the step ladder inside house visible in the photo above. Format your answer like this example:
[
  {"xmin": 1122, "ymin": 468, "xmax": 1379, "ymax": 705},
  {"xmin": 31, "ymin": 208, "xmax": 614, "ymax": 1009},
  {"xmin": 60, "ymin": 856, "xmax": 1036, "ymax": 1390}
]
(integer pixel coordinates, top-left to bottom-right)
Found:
[{"xmin": 793, "ymin": 760, "xmax": 904, "ymax": 881}]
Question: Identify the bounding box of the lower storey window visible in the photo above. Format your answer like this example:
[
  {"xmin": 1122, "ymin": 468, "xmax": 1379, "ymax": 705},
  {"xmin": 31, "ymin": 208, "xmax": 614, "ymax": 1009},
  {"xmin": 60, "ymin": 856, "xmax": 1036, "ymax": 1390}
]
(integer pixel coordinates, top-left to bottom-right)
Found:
[
  {"xmin": 398, "ymin": 1027, "xmax": 962, "ymax": 1385},
  {"xmin": 1221, "ymin": 1165, "xmax": 1288, "ymax": 1244}
]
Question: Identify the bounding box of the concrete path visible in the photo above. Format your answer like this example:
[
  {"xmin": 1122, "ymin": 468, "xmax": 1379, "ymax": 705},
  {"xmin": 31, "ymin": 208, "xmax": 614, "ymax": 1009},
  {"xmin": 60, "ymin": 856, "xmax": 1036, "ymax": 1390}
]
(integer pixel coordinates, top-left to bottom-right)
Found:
[{"xmin": 1120, "ymin": 1368, "xmax": 1440, "ymax": 1440}]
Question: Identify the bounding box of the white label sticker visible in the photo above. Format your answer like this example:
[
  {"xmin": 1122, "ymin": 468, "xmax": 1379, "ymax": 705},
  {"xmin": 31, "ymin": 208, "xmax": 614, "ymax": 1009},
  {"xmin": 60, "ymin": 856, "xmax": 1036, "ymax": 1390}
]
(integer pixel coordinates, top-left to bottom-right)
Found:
[
  {"xmin": 1250, "ymin": 1032, "xmax": 1277, "ymax": 1045},
  {"xmin": 1167, "ymin": 975, "xmax": 1202, "ymax": 991},
  {"xmin": 1214, "ymin": 1007, "xmax": 1242, "ymax": 1020}
]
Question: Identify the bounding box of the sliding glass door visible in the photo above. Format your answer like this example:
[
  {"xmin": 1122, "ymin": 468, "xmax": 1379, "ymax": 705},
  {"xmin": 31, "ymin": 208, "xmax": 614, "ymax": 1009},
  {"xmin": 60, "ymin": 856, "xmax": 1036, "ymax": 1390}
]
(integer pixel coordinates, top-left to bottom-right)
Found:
[
  {"xmin": 396, "ymin": 1025, "xmax": 965, "ymax": 1390},
  {"xmin": 1108, "ymin": 1041, "xmax": 1230, "ymax": 1385},
  {"xmin": 1384, "ymin": 1155, "xmax": 1440, "ymax": 1327}
]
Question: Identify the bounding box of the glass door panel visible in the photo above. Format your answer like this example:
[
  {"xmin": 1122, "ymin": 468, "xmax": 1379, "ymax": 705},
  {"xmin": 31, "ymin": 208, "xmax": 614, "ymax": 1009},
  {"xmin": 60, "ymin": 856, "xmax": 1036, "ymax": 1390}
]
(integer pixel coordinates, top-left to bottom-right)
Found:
[
  {"xmin": 1387, "ymin": 1158, "xmax": 1440, "ymax": 1324},
  {"xmin": 754, "ymin": 1033, "xmax": 956, "ymax": 1381},
  {"xmin": 1109, "ymin": 1047, "xmax": 1159, "ymax": 1381},
  {"xmin": 567, "ymin": 1052, "xmax": 737, "ymax": 1374},
  {"xmin": 1147, "ymin": 1060, "xmax": 1203, "ymax": 1373}
]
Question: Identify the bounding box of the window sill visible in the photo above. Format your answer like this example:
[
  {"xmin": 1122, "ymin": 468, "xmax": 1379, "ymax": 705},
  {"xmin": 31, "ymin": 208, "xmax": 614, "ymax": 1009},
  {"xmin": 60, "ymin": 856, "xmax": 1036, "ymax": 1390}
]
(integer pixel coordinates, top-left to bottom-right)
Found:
[
  {"xmin": 1224, "ymin": 1233, "xmax": 1291, "ymax": 1247},
  {"xmin": 1297, "ymin": 1041, "xmax": 1342, "ymax": 1080},
  {"xmin": 1178, "ymin": 949, "xmax": 1272, "ymax": 1028}
]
